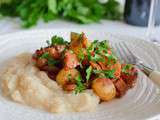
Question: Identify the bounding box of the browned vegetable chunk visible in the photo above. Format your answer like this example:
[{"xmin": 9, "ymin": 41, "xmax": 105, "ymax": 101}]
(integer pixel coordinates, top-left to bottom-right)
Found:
[
  {"xmin": 56, "ymin": 68, "xmax": 79, "ymax": 86},
  {"xmin": 98, "ymin": 61, "xmax": 121, "ymax": 78},
  {"xmin": 35, "ymin": 49, "xmax": 46, "ymax": 57},
  {"xmin": 63, "ymin": 83, "xmax": 76, "ymax": 91},
  {"xmin": 121, "ymin": 64, "xmax": 138, "ymax": 88},
  {"xmin": 70, "ymin": 32, "xmax": 90, "ymax": 56},
  {"xmin": 90, "ymin": 61, "xmax": 101, "ymax": 70},
  {"xmin": 55, "ymin": 45, "xmax": 66, "ymax": 53},
  {"xmin": 92, "ymin": 78, "xmax": 116, "ymax": 101},
  {"xmin": 47, "ymin": 47, "xmax": 61, "ymax": 59},
  {"xmin": 114, "ymin": 78, "xmax": 128, "ymax": 97},
  {"xmin": 33, "ymin": 32, "xmax": 138, "ymax": 97},
  {"xmin": 64, "ymin": 51, "xmax": 79, "ymax": 69},
  {"xmin": 36, "ymin": 58, "xmax": 47, "ymax": 68}
]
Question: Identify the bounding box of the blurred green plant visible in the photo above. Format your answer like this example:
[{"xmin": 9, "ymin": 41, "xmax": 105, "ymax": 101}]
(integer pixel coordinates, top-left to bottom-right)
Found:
[{"xmin": 0, "ymin": 0, "xmax": 122, "ymax": 28}]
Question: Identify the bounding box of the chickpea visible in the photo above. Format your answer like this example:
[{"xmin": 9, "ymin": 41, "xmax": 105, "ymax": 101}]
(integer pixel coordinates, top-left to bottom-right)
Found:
[
  {"xmin": 56, "ymin": 68, "xmax": 79, "ymax": 86},
  {"xmin": 92, "ymin": 78, "xmax": 116, "ymax": 101}
]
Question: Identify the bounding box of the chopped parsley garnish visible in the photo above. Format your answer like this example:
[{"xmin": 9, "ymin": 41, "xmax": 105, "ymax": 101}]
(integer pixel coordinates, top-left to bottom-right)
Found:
[
  {"xmin": 77, "ymin": 49, "xmax": 85, "ymax": 61},
  {"xmin": 46, "ymin": 40, "xmax": 51, "ymax": 46},
  {"xmin": 86, "ymin": 40, "xmax": 117, "ymax": 64},
  {"xmin": 96, "ymin": 40, "xmax": 117, "ymax": 64},
  {"xmin": 40, "ymin": 52, "xmax": 50, "ymax": 59},
  {"xmin": 47, "ymin": 58, "xmax": 59, "ymax": 66},
  {"xmin": 86, "ymin": 66, "xmax": 92, "ymax": 81},
  {"xmin": 87, "ymin": 40, "xmax": 104, "ymax": 62},
  {"xmin": 74, "ymin": 75, "xmax": 85, "ymax": 94},
  {"xmin": 40, "ymin": 52, "xmax": 59, "ymax": 66},
  {"xmin": 78, "ymin": 33, "xmax": 83, "ymax": 42},
  {"xmin": 77, "ymin": 49, "xmax": 85, "ymax": 68},
  {"xmin": 99, "ymin": 40, "xmax": 110, "ymax": 49},
  {"xmin": 51, "ymin": 35, "xmax": 68, "ymax": 45},
  {"xmin": 90, "ymin": 54, "xmax": 105, "ymax": 62},
  {"xmin": 67, "ymin": 73, "xmax": 72, "ymax": 82},
  {"xmin": 93, "ymin": 69, "xmax": 116, "ymax": 79},
  {"xmin": 94, "ymin": 40, "xmax": 110, "ymax": 55},
  {"xmin": 122, "ymin": 64, "xmax": 133, "ymax": 74},
  {"xmin": 104, "ymin": 53, "xmax": 117, "ymax": 65}
]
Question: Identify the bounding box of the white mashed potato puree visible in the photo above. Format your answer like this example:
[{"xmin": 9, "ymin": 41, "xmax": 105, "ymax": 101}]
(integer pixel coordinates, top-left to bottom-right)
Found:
[{"xmin": 0, "ymin": 53, "xmax": 100, "ymax": 113}]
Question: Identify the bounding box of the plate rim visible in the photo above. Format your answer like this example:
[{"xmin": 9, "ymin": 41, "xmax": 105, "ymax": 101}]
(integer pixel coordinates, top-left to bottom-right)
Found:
[
  {"xmin": 0, "ymin": 28, "xmax": 158, "ymax": 47},
  {"xmin": 0, "ymin": 29, "xmax": 159, "ymax": 120}
]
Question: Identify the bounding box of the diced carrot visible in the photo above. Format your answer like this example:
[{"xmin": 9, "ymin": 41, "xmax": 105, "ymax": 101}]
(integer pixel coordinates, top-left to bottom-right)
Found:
[{"xmin": 90, "ymin": 61, "xmax": 101, "ymax": 70}]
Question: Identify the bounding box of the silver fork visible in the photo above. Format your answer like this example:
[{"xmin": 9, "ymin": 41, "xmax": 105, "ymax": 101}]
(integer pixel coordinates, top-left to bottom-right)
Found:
[{"xmin": 114, "ymin": 42, "xmax": 160, "ymax": 87}]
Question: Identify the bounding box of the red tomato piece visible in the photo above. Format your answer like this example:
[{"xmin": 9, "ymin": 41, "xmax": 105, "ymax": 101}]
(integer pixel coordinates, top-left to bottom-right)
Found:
[{"xmin": 64, "ymin": 51, "xmax": 79, "ymax": 69}]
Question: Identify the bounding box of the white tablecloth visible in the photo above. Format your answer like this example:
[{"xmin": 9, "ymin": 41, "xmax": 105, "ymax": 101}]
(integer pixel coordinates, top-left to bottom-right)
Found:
[{"xmin": 0, "ymin": 18, "xmax": 160, "ymax": 41}]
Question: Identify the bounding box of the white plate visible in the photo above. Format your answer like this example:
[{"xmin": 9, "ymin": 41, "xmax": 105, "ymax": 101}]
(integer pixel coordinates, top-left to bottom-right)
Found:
[{"xmin": 0, "ymin": 29, "xmax": 160, "ymax": 120}]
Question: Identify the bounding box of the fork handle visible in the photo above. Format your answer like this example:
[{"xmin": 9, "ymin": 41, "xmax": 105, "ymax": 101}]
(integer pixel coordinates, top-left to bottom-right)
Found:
[{"xmin": 149, "ymin": 71, "xmax": 160, "ymax": 87}]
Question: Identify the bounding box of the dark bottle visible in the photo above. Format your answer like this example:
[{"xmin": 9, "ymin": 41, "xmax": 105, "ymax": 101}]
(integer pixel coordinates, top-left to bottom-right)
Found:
[{"xmin": 124, "ymin": 0, "xmax": 160, "ymax": 26}]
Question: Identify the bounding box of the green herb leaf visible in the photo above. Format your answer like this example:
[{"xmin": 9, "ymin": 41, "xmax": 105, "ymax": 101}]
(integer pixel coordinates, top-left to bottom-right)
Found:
[
  {"xmin": 104, "ymin": 53, "xmax": 117, "ymax": 64},
  {"xmin": 104, "ymin": 0, "xmax": 122, "ymax": 20},
  {"xmin": 87, "ymin": 39, "xmax": 118, "ymax": 65},
  {"xmin": 77, "ymin": 49, "xmax": 85, "ymax": 61},
  {"xmin": 40, "ymin": 52, "xmax": 59, "ymax": 66},
  {"xmin": 40, "ymin": 52, "xmax": 50, "ymax": 59},
  {"xmin": 47, "ymin": 58, "xmax": 59, "ymax": 66},
  {"xmin": 93, "ymin": 69, "xmax": 116, "ymax": 79},
  {"xmin": 99, "ymin": 40, "xmax": 110, "ymax": 50},
  {"xmin": 0, "ymin": 0, "xmax": 122, "ymax": 28},
  {"xmin": 87, "ymin": 40, "xmax": 102, "ymax": 62},
  {"xmin": 90, "ymin": 54, "xmax": 105, "ymax": 62},
  {"xmin": 43, "ymin": 10, "xmax": 57, "ymax": 22},
  {"xmin": 104, "ymin": 69, "xmax": 115, "ymax": 79},
  {"xmin": 86, "ymin": 66, "xmax": 92, "ymax": 81},
  {"xmin": 74, "ymin": 74, "xmax": 85, "ymax": 94},
  {"xmin": 67, "ymin": 73, "xmax": 72, "ymax": 82},
  {"xmin": 48, "ymin": 0, "xmax": 57, "ymax": 14},
  {"xmin": 122, "ymin": 64, "xmax": 133, "ymax": 74},
  {"xmin": 77, "ymin": 49, "xmax": 85, "ymax": 68},
  {"xmin": 46, "ymin": 40, "xmax": 51, "ymax": 46},
  {"xmin": 51, "ymin": 35, "xmax": 68, "ymax": 45},
  {"xmin": 86, "ymin": 39, "xmax": 117, "ymax": 64}
]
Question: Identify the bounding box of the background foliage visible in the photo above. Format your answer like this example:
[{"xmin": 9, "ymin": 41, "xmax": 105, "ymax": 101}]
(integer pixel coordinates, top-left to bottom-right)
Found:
[{"xmin": 0, "ymin": 0, "xmax": 122, "ymax": 28}]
